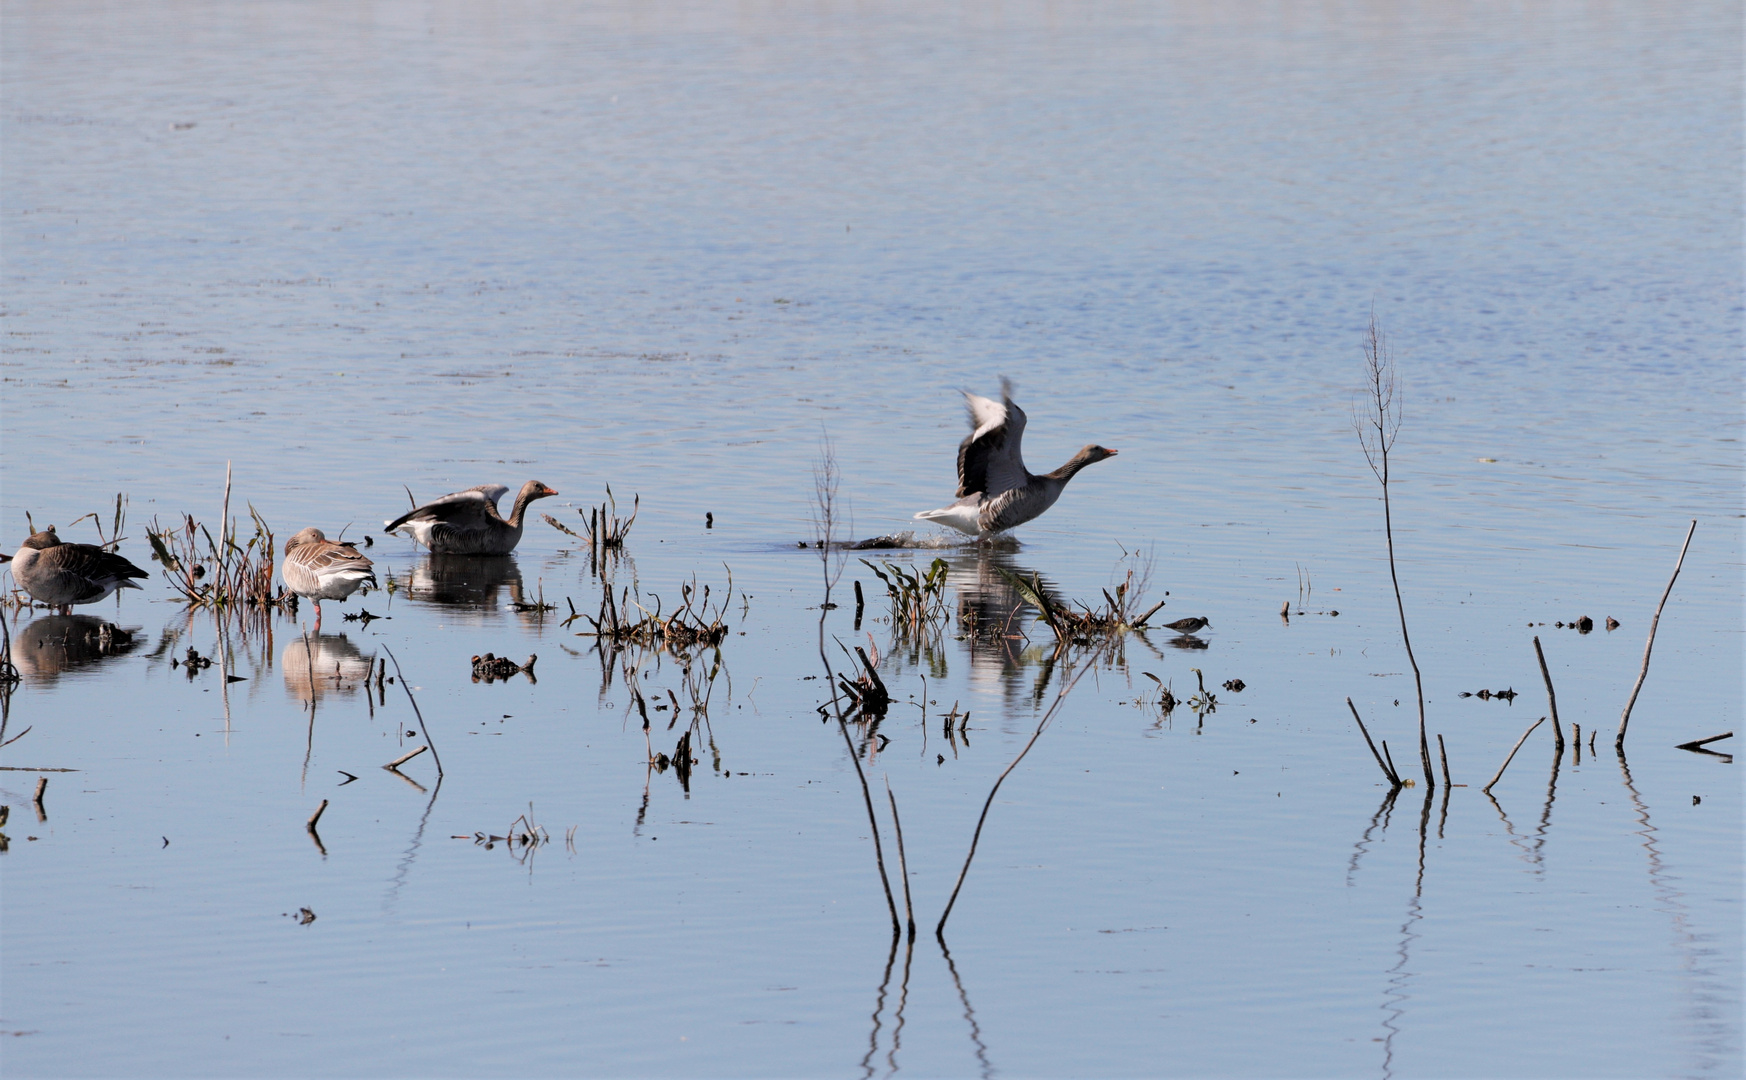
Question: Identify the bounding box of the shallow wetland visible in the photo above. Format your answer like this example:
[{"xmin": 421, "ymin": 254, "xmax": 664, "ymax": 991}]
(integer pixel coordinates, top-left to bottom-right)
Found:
[{"xmin": 2, "ymin": 2, "xmax": 1740, "ymax": 1076}]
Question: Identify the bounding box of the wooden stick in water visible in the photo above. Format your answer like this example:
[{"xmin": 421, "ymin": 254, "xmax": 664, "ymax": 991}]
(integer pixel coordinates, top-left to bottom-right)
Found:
[
  {"xmin": 1347, "ymin": 697, "xmax": 1400, "ymax": 787},
  {"xmin": 384, "ymin": 745, "xmax": 427, "ymax": 770},
  {"xmin": 1484, "ymin": 716, "xmax": 1546, "ymax": 794},
  {"xmin": 1533, "ymin": 636, "xmax": 1564, "ymax": 752},
  {"xmin": 1437, "ymin": 732, "xmax": 1452, "ymax": 788},
  {"xmin": 886, "ymin": 776, "xmax": 916, "ymax": 941},
  {"xmin": 307, "ymin": 799, "xmax": 328, "ymax": 829},
  {"xmin": 1617, "ymin": 520, "xmax": 1696, "ymax": 749}
]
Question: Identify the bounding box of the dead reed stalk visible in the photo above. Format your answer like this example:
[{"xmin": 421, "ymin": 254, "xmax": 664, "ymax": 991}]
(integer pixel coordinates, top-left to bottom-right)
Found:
[
  {"xmin": 1533, "ymin": 636, "xmax": 1564, "ymax": 752},
  {"xmin": 1483, "ymin": 716, "xmax": 1545, "ymax": 795},
  {"xmin": 381, "ymin": 646, "xmax": 442, "ymax": 779},
  {"xmin": 1616, "ymin": 520, "xmax": 1696, "ymax": 750},
  {"xmin": 1347, "ymin": 697, "xmax": 1401, "ymax": 787},
  {"xmin": 813, "ymin": 441, "xmax": 901, "ymax": 935},
  {"xmin": 936, "ymin": 657, "xmax": 1095, "ymax": 938},
  {"xmin": 1354, "ymin": 313, "xmax": 1434, "ymax": 788}
]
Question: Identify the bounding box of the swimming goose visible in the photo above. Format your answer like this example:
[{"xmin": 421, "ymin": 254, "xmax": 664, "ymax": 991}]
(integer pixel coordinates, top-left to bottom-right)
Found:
[
  {"xmin": 383, "ymin": 481, "xmax": 558, "ymax": 555},
  {"xmin": 8, "ymin": 527, "xmax": 149, "ymax": 613},
  {"xmin": 914, "ymin": 382, "xmax": 1117, "ymax": 537},
  {"xmin": 281, "ymin": 528, "xmax": 377, "ymax": 630}
]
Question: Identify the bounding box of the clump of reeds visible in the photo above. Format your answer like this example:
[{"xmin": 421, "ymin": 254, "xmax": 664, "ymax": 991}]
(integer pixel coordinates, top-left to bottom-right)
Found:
[
  {"xmin": 548, "ymin": 484, "xmax": 638, "ymax": 573},
  {"xmin": 997, "ymin": 566, "xmax": 1166, "ymax": 647},
  {"xmin": 145, "ymin": 505, "xmax": 284, "ymax": 612},
  {"xmin": 860, "ymin": 558, "xmax": 951, "ymax": 637},
  {"xmin": 834, "ymin": 640, "xmax": 891, "ymax": 719},
  {"xmin": 571, "ymin": 572, "xmax": 731, "ymax": 650}
]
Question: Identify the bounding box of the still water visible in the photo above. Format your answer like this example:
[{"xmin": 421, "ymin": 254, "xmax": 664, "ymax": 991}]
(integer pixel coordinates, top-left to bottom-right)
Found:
[{"xmin": 2, "ymin": 2, "xmax": 1740, "ymax": 1076}]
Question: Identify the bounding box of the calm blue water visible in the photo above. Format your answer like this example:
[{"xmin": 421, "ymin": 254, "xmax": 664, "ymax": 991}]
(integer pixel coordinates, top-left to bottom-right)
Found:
[{"xmin": 2, "ymin": 2, "xmax": 1740, "ymax": 1076}]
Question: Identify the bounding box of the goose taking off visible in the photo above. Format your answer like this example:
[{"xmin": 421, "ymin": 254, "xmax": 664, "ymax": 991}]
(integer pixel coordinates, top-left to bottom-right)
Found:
[
  {"xmin": 9, "ymin": 527, "xmax": 149, "ymax": 613},
  {"xmin": 281, "ymin": 528, "xmax": 377, "ymax": 631},
  {"xmin": 383, "ymin": 481, "xmax": 558, "ymax": 556},
  {"xmin": 914, "ymin": 382, "xmax": 1116, "ymax": 538}
]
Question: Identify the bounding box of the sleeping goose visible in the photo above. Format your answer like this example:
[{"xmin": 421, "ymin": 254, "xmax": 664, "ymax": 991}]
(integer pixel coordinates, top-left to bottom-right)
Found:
[
  {"xmin": 914, "ymin": 381, "xmax": 1117, "ymax": 538},
  {"xmin": 383, "ymin": 481, "xmax": 558, "ymax": 556},
  {"xmin": 8, "ymin": 527, "xmax": 149, "ymax": 613},
  {"xmin": 281, "ymin": 528, "xmax": 377, "ymax": 631}
]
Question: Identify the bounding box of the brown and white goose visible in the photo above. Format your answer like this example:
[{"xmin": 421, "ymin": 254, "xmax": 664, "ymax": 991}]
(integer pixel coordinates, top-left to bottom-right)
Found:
[
  {"xmin": 8, "ymin": 527, "xmax": 149, "ymax": 613},
  {"xmin": 281, "ymin": 528, "xmax": 377, "ymax": 631},
  {"xmin": 383, "ymin": 481, "xmax": 558, "ymax": 556},
  {"xmin": 914, "ymin": 382, "xmax": 1117, "ymax": 538}
]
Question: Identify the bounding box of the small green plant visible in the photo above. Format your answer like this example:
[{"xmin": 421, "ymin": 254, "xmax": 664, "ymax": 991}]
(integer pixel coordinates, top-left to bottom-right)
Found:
[{"xmin": 860, "ymin": 557, "xmax": 949, "ymax": 635}]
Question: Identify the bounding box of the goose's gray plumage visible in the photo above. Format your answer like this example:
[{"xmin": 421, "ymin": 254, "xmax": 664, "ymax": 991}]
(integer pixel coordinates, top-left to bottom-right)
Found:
[
  {"xmin": 281, "ymin": 528, "xmax": 377, "ymax": 630},
  {"xmin": 383, "ymin": 481, "xmax": 558, "ymax": 555},
  {"xmin": 914, "ymin": 382, "xmax": 1116, "ymax": 537},
  {"xmin": 9, "ymin": 527, "xmax": 149, "ymax": 613}
]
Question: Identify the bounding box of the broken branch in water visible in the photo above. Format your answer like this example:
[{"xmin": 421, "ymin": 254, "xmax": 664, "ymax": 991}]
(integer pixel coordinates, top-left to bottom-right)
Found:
[
  {"xmin": 1483, "ymin": 716, "xmax": 1546, "ymax": 795},
  {"xmin": 1533, "ymin": 636, "xmax": 1564, "ymax": 752},
  {"xmin": 381, "ymin": 646, "xmax": 442, "ymax": 779},
  {"xmin": 1347, "ymin": 697, "xmax": 1400, "ymax": 788},
  {"xmin": 936, "ymin": 657, "xmax": 1094, "ymax": 938},
  {"xmin": 1616, "ymin": 519, "xmax": 1696, "ymax": 750}
]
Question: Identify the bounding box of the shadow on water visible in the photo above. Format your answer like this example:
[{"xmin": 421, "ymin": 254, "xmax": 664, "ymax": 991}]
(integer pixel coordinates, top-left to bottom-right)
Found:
[{"xmin": 9, "ymin": 614, "xmax": 140, "ymax": 684}]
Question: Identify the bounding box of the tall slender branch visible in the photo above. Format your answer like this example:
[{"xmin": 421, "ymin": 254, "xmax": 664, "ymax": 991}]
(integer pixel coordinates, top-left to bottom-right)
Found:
[
  {"xmin": 813, "ymin": 442, "xmax": 900, "ymax": 933},
  {"xmin": 1355, "ymin": 314, "xmax": 1433, "ymax": 788},
  {"xmin": 1616, "ymin": 520, "xmax": 1696, "ymax": 749}
]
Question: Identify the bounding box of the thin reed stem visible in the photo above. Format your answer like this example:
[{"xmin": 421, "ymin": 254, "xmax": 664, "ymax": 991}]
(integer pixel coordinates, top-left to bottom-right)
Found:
[
  {"xmin": 1617, "ymin": 520, "xmax": 1696, "ymax": 749},
  {"xmin": 1347, "ymin": 697, "xmax": 1400, "ymax": 787},
  {"xmin": 381, "ymin": 646, "xmax": 442, "ymax": 778},
  {"xmin": 1533, "ymin": 636, "xmax": 1564, "ymax": 751},
  {"xmin": 886, "ymin": 776, "xmax": 916, "ymax": 940},
  {"xmin": 936, "ymin": 658, "xmax": 1093, "ymax": 938},
  {"xmin": 1483, "ymin": 716, "xmax": 1545, "ymax": 794}
]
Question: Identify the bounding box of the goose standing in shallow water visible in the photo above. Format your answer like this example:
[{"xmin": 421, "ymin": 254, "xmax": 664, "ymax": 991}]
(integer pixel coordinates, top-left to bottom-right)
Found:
[
  {"xmin": 915, "ymin": 382, "xmax": 1117, "ymax": 538},
  {"xmin": 8, "ymin": 527, "xmax": 149, "ymax": 613},
  {"xmin": 383, "ymin": 481, "xmax": 558, "ymax": 556},
  {"xmin": 281, "ymin": 528, "xmax": 377, "ymax": 631}
]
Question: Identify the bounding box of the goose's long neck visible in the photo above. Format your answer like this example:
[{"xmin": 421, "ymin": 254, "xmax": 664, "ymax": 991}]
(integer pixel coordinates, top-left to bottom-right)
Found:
[
  {"xmin": 505, "ymin": 491, "xmax": 535, "ymax": 530},
  {"xmin": 1043, "ymin": 451, "xmax": 1099, "ymax": 484}
]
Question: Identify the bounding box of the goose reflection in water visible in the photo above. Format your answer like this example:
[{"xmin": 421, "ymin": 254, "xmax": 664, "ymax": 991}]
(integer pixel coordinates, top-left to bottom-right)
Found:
[
  {"xmin": 10, "ymin": 614, "xmax": 140, "ymax": 683},
  {"xmin": 404, "ymin": 554, "xmax": 527, "ymax": 610},
  {"xmin": 281, "ymin": 633, "xmax": 376, "ymax": 702}
]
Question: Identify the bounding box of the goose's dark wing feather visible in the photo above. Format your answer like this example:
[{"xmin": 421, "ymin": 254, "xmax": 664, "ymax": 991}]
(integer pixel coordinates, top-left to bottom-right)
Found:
[
  {"xmin": 955, "ymin": 386, "xmax": 1029, "ymax": 498},
  {"xmin": 384, "ymin": 484, "xmax": 508, "ymax": 532}
]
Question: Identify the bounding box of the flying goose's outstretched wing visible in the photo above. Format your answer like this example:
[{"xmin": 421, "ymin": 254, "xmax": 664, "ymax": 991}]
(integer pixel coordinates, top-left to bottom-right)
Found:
[{"xmin": 955, "ymin": 382, "xmax": 1029, "ymax": 499}]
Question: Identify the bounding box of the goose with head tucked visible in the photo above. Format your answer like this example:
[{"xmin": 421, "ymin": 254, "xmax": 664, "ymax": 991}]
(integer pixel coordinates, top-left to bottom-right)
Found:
[
  {"xmin": 383, "ymin": 481, "xmax": 558, "ymax": 556},
  {"xmin": 281, "ymin": 528, "xmax": 377, "ymax": 631},
  {"xmin": 914, "ymin": 381, "xmax": 1116, "ymax": 538},
  {"xmin": 8, "ymin": 527, "xmax": 149, "ymax": 613}
]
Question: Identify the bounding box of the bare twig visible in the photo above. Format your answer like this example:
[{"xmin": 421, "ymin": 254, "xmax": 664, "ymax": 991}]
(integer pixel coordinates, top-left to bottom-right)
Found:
[
  {"xmin": 937, "ymin": 658, "xmax": 1094, "ymax": 937},
  {"xmin": 307, "ymin": 799, "xmax": 329, "ymax": 829},
  {"xmin": 1674, "ymin": 732, "xmax": 1732, "ymax": 751},
  {"xmin": 384, "ymin": 745, "xmax": 428, "ymax": 770},
  {"xmin": 813, "ymin": 441, "xmax": 899, "ymax": 933},
  {"xmin": 1617, "ymin": 520, "xmax": 1696, "ymax": 749},
  {"xmin": 381, "ymin": 646, "xmax": 442, "ymax": 778},
  {"xmin": 1533, "ymin": 636, "xmax": 1564, "ymax": 752},
  {"xmin": 1347, "ymin": 697, "xmax": 1400, "ymax": 787},
  {"xmin": 1354, "ymin": 313, "xmax": 1433, "ymax": 788},
  {"xmin": 886, "ymin": 776, "xmax": 916, "ymax": 941},
  {"xmin": 1437, "ymin": 732, "xmax": 1452, "ymax": 788},
  {"xmin": 1483, "ymin": 716, "xmax": 1546, "ymax": 795}
]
